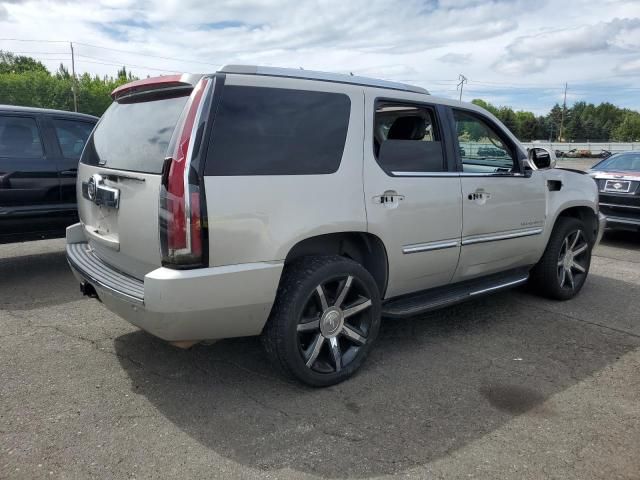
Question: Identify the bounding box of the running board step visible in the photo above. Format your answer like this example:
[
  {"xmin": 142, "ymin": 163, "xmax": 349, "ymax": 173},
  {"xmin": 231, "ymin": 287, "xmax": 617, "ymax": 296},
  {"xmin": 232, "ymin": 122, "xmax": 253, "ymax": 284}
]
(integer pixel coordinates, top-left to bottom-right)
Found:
[{"xmin": 382, "ymin": 268, "xmax": 529, "ymax": 319}]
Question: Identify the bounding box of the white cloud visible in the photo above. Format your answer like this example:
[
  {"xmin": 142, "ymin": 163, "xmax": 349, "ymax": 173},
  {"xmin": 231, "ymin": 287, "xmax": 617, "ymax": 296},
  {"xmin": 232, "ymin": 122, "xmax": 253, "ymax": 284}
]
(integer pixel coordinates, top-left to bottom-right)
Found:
[
  {"xmin": 494, "ymin": 17, "xmax": 640, "ymax": 74},
  {"xmin": 615, "ymin": 57, "xmax": 640, "ymax": 75},
  {"xmin": 0, "ymin": 0, "xmax": 638, "ymax": 112},
  {"xmin": 438, "ymin": 53, "xmax": 472, "ymax": 65}
]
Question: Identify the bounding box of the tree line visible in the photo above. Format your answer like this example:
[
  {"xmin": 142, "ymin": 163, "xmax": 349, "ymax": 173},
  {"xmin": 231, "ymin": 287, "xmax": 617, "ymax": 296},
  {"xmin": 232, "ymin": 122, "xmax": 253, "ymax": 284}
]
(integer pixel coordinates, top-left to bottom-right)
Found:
[
  {"xmin": 1, "ymin": 50, "xmax": 639, "ymax": 141},
  {"xmin": 472, "ymin": 99, "xmax": 640, "ymax": 142},
  {"xmin": 0, "ymin": 51, "xmax": 133, "ymax": 117}
]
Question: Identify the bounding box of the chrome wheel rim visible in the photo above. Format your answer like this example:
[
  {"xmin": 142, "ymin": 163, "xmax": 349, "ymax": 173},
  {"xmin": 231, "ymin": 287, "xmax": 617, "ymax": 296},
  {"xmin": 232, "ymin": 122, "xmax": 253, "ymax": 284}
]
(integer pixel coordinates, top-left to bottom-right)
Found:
[
  {"xmin": 297, "ymin": 275, "xmax": 373, "ymax": 374},
  {"xmin": 557, "ymin": 229, "xmax": 589, "ymax": 291}
]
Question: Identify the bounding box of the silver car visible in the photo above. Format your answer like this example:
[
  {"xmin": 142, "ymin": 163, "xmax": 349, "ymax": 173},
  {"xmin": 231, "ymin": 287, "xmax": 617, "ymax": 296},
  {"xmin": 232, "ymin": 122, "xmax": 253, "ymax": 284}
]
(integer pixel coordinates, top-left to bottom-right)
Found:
[{"xmin": 67, "ymin": 65, "xmax": 605, "ymax": 386}]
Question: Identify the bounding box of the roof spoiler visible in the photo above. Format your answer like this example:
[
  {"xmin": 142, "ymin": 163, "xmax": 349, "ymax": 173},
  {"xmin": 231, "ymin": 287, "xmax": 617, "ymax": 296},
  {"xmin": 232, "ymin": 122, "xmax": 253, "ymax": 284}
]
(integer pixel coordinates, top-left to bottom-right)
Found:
[{"xmin": 111, "ymin": 74, "xmax": 204, "ymax": 101}]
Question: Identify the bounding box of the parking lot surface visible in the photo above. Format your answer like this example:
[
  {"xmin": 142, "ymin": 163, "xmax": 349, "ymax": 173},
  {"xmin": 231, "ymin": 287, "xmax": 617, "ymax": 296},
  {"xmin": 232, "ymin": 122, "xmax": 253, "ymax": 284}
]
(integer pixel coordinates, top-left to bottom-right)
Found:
[{"xmin": 1, "ymin": 227, "xmax": 639, "ymax": 479}]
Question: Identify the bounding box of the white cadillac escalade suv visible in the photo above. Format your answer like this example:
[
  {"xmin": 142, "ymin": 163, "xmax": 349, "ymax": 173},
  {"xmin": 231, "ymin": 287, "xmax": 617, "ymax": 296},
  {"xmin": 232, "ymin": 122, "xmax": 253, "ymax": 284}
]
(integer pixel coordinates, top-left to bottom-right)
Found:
[{"xmin": 67, "ymin": 65, "xmax": 605, "ymax": 386}]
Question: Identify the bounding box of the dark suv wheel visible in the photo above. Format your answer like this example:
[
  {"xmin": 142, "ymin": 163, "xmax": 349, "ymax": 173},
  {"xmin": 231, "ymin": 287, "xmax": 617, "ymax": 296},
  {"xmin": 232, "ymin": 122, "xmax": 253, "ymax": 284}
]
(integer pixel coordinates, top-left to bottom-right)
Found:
[
  {"xmin": 262, "ymin": 255, "xmax": 381, "ymax": 387},
  {"xmin": 530, "ymin": 217, "xmax": 593, "ymax": 300}
]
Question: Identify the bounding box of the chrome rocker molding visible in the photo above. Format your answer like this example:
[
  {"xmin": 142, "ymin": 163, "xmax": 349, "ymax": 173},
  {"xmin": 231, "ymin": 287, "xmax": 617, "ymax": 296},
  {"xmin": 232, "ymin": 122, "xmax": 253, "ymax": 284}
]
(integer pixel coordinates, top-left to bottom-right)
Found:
[
  {"xmin": 469, "ymin": 276, "xmax": 529, "ymax": 296},
  {"xmin": 461, "ymin": 227, "xmax": 543, "ymax": 246}
]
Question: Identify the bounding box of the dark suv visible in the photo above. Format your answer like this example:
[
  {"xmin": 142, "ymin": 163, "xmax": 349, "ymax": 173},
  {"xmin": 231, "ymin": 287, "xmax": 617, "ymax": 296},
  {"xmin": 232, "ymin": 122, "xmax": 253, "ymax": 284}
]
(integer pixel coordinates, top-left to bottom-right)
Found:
[{"xmin": 0, "ymin": 105, "xmax": 98, "ymax": 243}]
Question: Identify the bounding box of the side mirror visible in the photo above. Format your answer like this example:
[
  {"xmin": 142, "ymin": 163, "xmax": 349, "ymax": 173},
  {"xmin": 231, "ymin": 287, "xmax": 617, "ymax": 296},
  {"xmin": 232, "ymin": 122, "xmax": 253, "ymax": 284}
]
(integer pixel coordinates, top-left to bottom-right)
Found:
[{"xmin": 528, "ymin": 147, "xmax": 557, "ymax": 170}]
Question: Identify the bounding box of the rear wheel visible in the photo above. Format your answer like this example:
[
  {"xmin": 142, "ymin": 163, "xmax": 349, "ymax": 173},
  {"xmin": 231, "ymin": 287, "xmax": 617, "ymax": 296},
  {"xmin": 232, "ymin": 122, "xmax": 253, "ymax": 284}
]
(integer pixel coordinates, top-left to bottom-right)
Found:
[
  {"xmin": 262, "ymin": 256, "xmax": 381, "ymax": 387},
  {"xmin": 530, "ymin": 217, "xmax": 593, "ymax": 300}
]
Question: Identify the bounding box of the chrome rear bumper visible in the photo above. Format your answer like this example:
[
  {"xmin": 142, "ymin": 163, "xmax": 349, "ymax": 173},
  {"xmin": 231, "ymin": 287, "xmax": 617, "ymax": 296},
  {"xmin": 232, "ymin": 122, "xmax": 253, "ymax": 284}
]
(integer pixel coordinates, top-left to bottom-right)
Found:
[
  {"xmin": 67, "ymin": 242, "xmax": 144, "ymax": 305},
  {"xmin": 65, "ymin": 223, "xmax": 283, "ymax": 342}
]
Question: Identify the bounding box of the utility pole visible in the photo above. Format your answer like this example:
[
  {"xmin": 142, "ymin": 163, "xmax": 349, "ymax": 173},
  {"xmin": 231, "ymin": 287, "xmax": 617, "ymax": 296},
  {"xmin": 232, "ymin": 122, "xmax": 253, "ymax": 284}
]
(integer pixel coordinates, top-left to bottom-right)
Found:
[
  {"xmin": 70, "ymin": 42, "xmax": 78, "ymax": 112},
  {"xmin": 457, "ymin": 74, "xmax": 467, "ymax": 102},
  {"xmin": 558, "ymin": 82, "xmax": 567, "ymax": 141}
]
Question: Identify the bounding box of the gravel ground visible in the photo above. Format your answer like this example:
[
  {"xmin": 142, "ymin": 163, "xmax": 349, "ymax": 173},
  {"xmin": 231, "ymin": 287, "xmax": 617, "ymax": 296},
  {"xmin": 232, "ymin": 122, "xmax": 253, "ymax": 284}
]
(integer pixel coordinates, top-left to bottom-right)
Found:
[{"xmin": 1, "ymin": 230, "xmax": 639, "ymax": 480}]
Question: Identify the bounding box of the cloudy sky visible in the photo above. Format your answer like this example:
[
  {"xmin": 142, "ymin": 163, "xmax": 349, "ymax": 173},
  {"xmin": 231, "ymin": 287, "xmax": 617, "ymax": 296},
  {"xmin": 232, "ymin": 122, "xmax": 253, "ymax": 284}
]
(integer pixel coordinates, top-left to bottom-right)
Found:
[{"xmin": 1, "ymin": 0, "xmax": 639, "ymax": 114}]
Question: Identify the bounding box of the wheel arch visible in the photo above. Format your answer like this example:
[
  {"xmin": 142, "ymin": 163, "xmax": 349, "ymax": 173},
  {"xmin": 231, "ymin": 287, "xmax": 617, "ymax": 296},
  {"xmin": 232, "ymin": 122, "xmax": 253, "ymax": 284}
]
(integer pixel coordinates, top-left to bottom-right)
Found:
[
  {"xmin": 284, "ymin": 232, "xmax": 389, "ymax": 298},
  {"xmin": 553, "ymin": 204, "xmax": 599, "ymax": 243}
]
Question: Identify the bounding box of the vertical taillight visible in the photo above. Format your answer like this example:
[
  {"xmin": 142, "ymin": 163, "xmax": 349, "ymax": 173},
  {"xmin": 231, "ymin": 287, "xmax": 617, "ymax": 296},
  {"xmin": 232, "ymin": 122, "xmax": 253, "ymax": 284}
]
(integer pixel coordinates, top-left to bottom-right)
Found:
[{"xmin": 160, "ymin": 78, "xmax": 211, "ymax": 268}]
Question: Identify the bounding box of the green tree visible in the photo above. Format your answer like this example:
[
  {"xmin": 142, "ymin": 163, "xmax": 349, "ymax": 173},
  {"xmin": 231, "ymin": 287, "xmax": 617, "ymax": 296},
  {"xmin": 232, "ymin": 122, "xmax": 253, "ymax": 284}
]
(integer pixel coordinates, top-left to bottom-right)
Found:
[
  {"xmin": 612, "ymin": 113, "xmax": 640, "ymax": 141},
  {"xmin": 471, "ymin": 98, "xmax": 498, "ymax": 116},
  {"xmin": 0, "ymin": 51, "xmax": 137, "ymax": 116},
  {"xmin": 515, "ymin": 110, "xmax": 538, "ymax": 141},
  {"xmin": 0, "ymin": 51, "xmax": 49, "ymax": 74}
]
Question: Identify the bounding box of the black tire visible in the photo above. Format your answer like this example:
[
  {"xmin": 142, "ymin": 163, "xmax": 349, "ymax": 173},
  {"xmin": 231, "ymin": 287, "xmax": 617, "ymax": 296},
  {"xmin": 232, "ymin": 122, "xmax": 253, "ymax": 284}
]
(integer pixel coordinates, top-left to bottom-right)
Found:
[
  {"xmin": 262, "ymin": 255, "xmax": 381, "ymax": 387},
  {"xmin": 530, "ymin": 217, "xmax": 593, "ymax": 300}
]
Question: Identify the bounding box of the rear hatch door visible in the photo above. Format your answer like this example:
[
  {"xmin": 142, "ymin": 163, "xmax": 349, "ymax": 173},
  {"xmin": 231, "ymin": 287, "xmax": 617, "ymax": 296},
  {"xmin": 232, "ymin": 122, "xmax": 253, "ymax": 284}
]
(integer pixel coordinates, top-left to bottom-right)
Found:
[{"xmin": 77, "ymin": 76, "xmax": 202, "ymax": 279}]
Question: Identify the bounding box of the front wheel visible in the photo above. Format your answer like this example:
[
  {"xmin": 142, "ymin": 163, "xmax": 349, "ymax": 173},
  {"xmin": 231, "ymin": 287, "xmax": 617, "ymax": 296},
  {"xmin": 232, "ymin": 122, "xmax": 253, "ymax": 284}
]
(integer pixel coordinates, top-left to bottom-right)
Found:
[
  {"xmin": 530, "ymin": 217, "xmax": 593, "ymax": 300},
  {"xmin": 262, "ymin": 255, "xmax": 381, "ymax": 387}
]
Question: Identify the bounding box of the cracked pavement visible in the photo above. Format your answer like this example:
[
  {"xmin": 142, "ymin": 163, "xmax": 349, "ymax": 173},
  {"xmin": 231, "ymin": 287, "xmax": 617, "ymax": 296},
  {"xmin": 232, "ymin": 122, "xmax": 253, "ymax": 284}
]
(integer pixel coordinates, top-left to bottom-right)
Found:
[{"xmin": 1, "ymin": 229, "xmax": 639, "ymax": 479}]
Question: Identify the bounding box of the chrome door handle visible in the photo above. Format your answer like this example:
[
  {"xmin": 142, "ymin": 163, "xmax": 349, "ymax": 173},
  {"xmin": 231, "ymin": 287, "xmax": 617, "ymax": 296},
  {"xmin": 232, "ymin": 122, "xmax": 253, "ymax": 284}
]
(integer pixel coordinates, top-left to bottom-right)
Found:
[
  {"xmin": 467, "ymin": 189, "xmax": 491, "ymax": 204},
  {"xmin": 373, "ymin": 190, "xmax": 405, "ymax": 207}
]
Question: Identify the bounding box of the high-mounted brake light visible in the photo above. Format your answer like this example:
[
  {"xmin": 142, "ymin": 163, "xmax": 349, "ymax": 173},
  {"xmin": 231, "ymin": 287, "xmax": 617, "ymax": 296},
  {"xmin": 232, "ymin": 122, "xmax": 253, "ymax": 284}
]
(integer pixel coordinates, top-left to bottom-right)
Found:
[
  {"xmin": 160, "ymin": 77, "xmax": 212, "ymax": 268},
  {"xmin": 111, "ymin": 75, "xmax": 190, "ymax": 100}
]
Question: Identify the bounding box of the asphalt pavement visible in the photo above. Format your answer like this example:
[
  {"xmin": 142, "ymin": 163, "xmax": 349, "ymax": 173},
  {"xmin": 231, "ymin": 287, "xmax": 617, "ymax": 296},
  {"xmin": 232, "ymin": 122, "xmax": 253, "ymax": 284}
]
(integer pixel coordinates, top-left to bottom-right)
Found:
[{"xmin": 1, "ymin": 228, "xmax": 639, "ymax": 479}]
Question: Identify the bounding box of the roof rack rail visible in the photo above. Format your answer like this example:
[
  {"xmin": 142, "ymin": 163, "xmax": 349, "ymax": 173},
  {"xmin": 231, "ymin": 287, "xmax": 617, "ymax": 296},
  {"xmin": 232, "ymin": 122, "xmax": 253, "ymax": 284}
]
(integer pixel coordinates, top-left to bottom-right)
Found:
[{"xmin": 218, "ymin": 65, "xmax": 429, "ymax": 95}]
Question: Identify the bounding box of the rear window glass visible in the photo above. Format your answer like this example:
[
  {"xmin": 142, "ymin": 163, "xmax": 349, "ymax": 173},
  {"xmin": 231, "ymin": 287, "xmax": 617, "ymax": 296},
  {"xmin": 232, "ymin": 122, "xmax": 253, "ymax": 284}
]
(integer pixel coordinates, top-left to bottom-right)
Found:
[
  {"xmin": 81, "ymin": 94, "xmax": 188, "ymax": 173},
  {"xmin": 53, "ymin": 119, "xmax": 94, "ymax": 160},
  {"xmin": 205, "ymin": 86, "xmax": 350, "ymax": 176},
  {"xmin": 0, "ymin": 116, "xmax": 43, "ymax": 158}
]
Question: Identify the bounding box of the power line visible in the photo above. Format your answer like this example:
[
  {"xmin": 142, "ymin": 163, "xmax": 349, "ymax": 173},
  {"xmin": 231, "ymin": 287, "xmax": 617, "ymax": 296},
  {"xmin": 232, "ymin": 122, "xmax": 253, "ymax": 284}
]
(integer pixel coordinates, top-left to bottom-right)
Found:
[
  {"xmin": 0, "ymin": 38, "xmax": 68, "ymax": 43},
  {"xmin": 73, "ymin": 41, "xmax": 221, "ymax": 67},
  {"xmin": 76, "ymin": 57, "xmax": 184, "ymax": 74},
  {"xmin": 1, "ymin": 37, "xmax": 221, "ymax": 68},
  {"xmin": 4, "ymin": 51, "xmax": 71, "ymax": 56}
]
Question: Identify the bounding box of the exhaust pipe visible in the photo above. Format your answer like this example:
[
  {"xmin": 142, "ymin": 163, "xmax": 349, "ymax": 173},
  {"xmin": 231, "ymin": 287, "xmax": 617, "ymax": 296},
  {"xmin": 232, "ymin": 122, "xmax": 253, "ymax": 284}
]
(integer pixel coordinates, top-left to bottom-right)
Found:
[{"xmin": 80, "ymin": 282, "xmax": 99, "ymax": 299}]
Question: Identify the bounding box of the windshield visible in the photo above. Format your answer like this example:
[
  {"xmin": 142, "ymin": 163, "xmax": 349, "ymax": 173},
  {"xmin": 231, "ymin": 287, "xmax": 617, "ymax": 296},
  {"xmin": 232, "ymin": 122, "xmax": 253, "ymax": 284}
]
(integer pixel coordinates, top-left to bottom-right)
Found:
[{"xmin": 594, "ymin": 153, "xmax": 640, "ymax": 172}]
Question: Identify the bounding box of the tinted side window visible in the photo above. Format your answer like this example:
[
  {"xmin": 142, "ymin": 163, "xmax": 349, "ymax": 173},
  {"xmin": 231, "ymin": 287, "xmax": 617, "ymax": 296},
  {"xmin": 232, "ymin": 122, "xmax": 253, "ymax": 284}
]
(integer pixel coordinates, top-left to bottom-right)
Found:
[
  {"xmin": 374, "ymin": 102, "xmax": 445, "ymax": 174},
  {"xmin": 53, "ymin": 119, "xmax": 94, "ymax": 160},
  {"xmin": 0, "ymin": 116, "xmax": 43, "ymax": 158},
  {"xmin": 205, "ymin": 86, "xmax": 351, "ymax": 175},
  {"xmin": 453, "ymin": 110, "xmax": 516, "ymax": 173}
]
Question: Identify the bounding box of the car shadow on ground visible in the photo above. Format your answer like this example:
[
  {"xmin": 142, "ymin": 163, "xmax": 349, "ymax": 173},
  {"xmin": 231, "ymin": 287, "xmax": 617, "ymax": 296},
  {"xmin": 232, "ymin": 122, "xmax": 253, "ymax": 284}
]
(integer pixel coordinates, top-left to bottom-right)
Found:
[
  {"xmin": 600, "ymin": 229, "xmax": 640, "ymax": 250},
  {"xmin": 0, "ymin": 250, "xmax": 78, "ymax": 310},
  {"xmin": 114, "ymin": 276, "xmax": 639, "ymax": 479}
]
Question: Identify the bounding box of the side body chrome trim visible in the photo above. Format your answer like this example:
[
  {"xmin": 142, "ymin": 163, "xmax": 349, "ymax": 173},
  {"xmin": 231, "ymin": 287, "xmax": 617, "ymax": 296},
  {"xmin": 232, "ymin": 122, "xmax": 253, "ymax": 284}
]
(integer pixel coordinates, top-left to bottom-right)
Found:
[
  {"xmin": 392, "ymin": 171, "xmax": 459, "ymax": 177},
  {"xmin": 390, "ymin": 171, "xmax": 529, "ymax": 178},
  {"xmin": 461, "ymin": 227, "xmax": 543, "ymax": 246},
  {"xmin": 469, "ymin": 276, "xmax": 529, "ymax": 296},
  {"xmin": 403, "ymin": 239, "xmax": 459, "ymax": 254}
]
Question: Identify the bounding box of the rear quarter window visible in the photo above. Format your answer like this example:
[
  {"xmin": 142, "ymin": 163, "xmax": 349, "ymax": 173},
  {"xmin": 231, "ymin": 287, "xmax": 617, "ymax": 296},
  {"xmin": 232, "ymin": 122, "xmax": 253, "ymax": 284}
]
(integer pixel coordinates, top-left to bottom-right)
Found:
[
  {"xmin": 52, "ymin": 118, "xmax": 95, "ymax": 160},
  {"xmin": 205, "ymin": 86, "xmax": 351, "ymax": 176}
]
